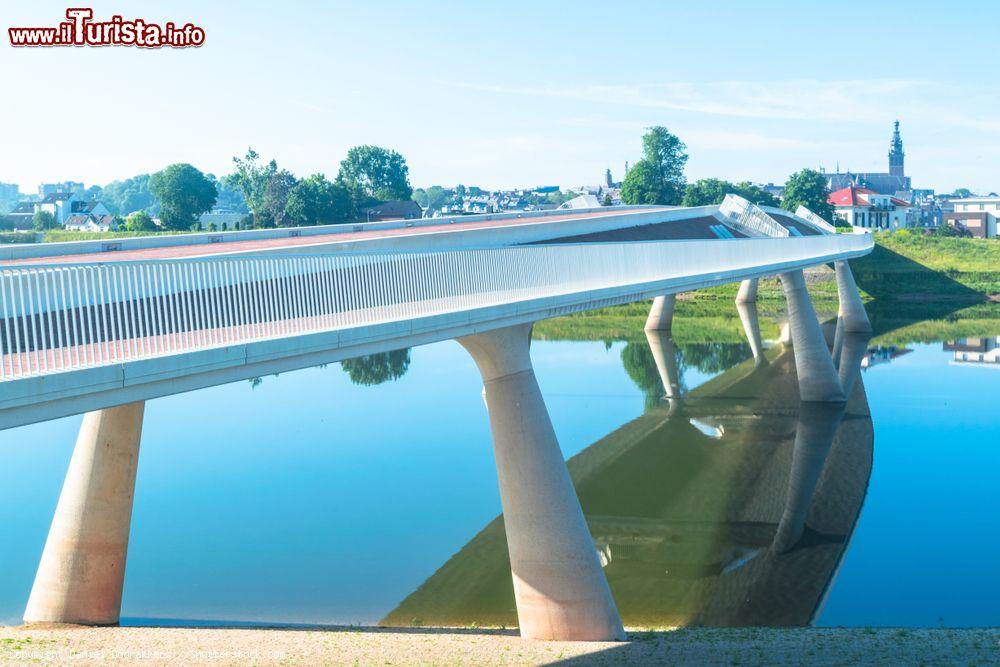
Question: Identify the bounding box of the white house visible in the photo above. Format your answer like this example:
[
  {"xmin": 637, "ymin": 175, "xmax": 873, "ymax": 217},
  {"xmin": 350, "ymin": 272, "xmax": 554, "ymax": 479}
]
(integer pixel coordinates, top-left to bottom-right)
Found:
[
  {"xmin": 828, "ymin": 185, "xmax": 911, "ymax": 230},
  {"xmin": 64, "ymin": 214, "xmax": 118, "ymax": 232},
  {"xmin": 9, "ymin": 193, "xmax": 112, "ymax": 229}
]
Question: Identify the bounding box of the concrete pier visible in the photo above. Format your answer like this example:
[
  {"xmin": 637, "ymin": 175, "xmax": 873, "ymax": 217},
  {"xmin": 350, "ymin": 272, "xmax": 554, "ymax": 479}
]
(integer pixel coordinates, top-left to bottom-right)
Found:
[
  {"xmin": 644, "ymin": 294, "xmax": 676, "ymax": 332},
  {"xmin": 771, "ymin": 401, "xmax": 846, "ymax": 553},
  {"xmin": 457, "ymin": 324, "xmax": 625, "ymax": 641},
  {"xmin": 736, "ymin": 301, "xmax": 769, "ymax": 368},
  {"xmin": 779, "ymin": 270, "xmax": 845, "ymax": 403},
  {"xmin": 735, "ymin": 278, "xmax": 759, "ymax": 304},
  {"xmin": 834, "ymin": 261, "xmax": 872, "ymax": 333},
  {"xmin": 24, "ymin": 402, "xmax": 146, "ymax": 625}
]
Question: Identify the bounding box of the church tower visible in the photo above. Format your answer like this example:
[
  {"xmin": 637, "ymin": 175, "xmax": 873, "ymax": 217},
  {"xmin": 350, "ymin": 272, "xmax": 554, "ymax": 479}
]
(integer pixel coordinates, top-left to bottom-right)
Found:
[{"xmin": 888, "ymin": 120, "xmax": 905, "ymax": 179}]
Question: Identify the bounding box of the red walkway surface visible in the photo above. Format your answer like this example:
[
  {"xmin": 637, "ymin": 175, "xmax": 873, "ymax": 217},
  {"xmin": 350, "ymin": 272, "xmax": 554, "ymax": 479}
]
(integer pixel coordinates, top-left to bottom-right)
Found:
[{"xmin": 5, "ymin": 208, "xmax": 667, "ymax": 267}]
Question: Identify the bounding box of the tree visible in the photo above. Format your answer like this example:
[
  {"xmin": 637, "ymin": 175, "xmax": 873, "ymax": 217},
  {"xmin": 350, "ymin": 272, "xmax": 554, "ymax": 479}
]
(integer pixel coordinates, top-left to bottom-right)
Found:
[
  {"xmin": 781, "ymin": 169, "xmax": 833, "ymax": 221},
  {"xmin": 32, "ymin": 210, "xmax": 59, "ymax": 231},
  {"xmin": 951, "ymin": 188, "xmax": 973, "ymax": 198},
  {"xmin": 149, "ymin": 163, "xmax": 217, "ymax": 231},
  {"xmin": 227, "ymin": 148, "xmax": 279, "ymax": 224},
  {"xmin": 285, "ymin": 174, "xmax": 351, "ymax": 226},
  {"xmin": 101, "ymin": 174, "xmax": 155, "ymax": 215},
  {"xmin": 413, "ymin": 185, "xmax": 449, "ymax": 212},
  {"xmin": 256, "ymin": 170, "xmax": 298, "ymax": 228},
  {"xmin": 602, "ymin": 193, "xmax": 613, "ymax": 206},
  {"xmin": 621, "ymin": 126, "xmax": 688, "ymax": 205},
  {"xmin": 341, "ymin": 349, "xmax": 411, "ymax": 386},
  {"xmin": 124, "ymin": 210, "xmax": 157, "ymax": 232},
  {"xmin": 338, "ymin": 145, "xmax": 413, "ymax": 208},
  {"xmin": 207, "ymin": 173, "xmax": 249, "ymax": 213},
  {"xmin": 682, "ymin": 178, "xmax": 779, "ymax": 208},
  {"xmin": 0, "ymin": 214, "xmax": 13, "ymax": 231}
]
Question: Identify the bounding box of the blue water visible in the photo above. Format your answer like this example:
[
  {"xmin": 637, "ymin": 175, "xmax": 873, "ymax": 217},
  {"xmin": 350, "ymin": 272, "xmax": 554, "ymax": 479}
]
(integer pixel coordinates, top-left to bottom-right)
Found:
[{"xmin": 0, "ymin": 330, "xmax": 997, "ymax": 628}]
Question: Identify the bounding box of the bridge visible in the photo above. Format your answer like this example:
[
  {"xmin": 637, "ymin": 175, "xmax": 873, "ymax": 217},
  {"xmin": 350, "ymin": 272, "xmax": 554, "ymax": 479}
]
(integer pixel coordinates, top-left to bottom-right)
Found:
[{"xmin": 1, "ymin": 197, "xmax": 874, "ymax": 640}]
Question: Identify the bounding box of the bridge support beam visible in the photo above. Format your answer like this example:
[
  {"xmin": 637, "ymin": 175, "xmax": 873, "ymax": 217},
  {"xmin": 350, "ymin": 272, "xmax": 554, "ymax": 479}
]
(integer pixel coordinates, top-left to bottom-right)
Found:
[
  {"xmin": 834, "ymin": 261, "xmax": 872, "ymax": 333},
  {"xmin": 779, "ymin": 270, "xmax": 845, "ymax": 403},
  {"xmin": 458, "ymin": 324, "xmax": 624, "ymax": 641},
  {"xmin": 735, "ymin": 278, "xmax": 759, "ymax": 304},
  {"xmin": 644, "ymin": 294, "xmax": 676, "ymax": 332},
  {"xmin": 24, "ymin": 402, "xmax": 145, "ymax": 626},
  {"xmin": 736, "ymin": 301, "xmax": 768, "ymax": 368}
]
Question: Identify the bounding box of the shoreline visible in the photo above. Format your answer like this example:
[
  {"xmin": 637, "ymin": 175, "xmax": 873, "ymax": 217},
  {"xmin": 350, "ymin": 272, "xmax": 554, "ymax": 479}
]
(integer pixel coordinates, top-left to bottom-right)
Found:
[{"xmin": 2, "ymin": 625, "xmax": 998, "ymax": 666}]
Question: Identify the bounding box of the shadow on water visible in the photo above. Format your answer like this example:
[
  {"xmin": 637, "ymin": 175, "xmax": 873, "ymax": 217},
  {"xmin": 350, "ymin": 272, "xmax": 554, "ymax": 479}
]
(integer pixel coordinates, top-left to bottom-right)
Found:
[
  {"xmin": 380, "ymin": 327, "xmax": 874, "ymax": 631},
  {"xmin": 850, "ymin": 244, "xmax": 989, "ymax": 337}
]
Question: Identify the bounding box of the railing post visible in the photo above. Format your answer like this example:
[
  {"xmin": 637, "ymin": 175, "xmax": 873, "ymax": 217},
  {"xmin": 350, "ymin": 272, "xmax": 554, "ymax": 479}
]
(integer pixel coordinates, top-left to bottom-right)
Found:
[
  {"xmin": 779, "ymin": 270, "xmax": 845, "ymax": 403},
  {"xmin": 458, "ymin": 324, "xmax": 624, "ymax": 641},
  {"xmin": 24, "ymin": 402, "xmax": 145, "ymax": 625}
]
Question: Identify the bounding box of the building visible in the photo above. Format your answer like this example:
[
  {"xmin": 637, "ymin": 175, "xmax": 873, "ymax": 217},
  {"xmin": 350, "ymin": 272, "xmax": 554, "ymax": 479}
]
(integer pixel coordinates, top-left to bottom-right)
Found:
[
  {"xmin": 824, "ymin": 121, "xmax": 912, "ymax": 196},
  {"xmin": 8, "ymin": 193, "xmax": 111, "ymax": 228},
  {"xmin": 362, "ymin": 200, "xmax": 422, "ymax": 222},
  {"xmin": 38, "ymin": 181, "xmax": 84, "ymax": 197},
  {"xmin": 198, "ymin": 211, "xmax": 246, "ymax": 231},
  {"xmin": 828, "ymin": 185, "xmax": 911, "ymax": 229},
  {"xmin": 944, "ymin": 337, "xmax": 1000, "ymax": 366},
  {"xmin": 0, "ymin": 182, "xmax": 19, "ymax": 203},
  {"xmin": 943, "ymin": 196, "xmax": 1000, "ymax": 238},
  {"xmin": 64, "ymin": 214, "xmax": 118, "ymax": 232}
]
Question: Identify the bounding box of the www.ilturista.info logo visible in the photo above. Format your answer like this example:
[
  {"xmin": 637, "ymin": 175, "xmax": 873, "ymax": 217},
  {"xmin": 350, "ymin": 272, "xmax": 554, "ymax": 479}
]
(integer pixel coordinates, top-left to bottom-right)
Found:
[{"xmin": 8, "ymin": 8, "xmax": 205, "ymax": 48}]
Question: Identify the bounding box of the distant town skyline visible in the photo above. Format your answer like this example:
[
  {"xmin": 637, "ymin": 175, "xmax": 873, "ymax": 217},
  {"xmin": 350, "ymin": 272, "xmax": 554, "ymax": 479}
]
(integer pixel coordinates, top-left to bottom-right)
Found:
[{"xmin": 3, "ymin": 1, "xmax": 999, "ymax": 194}]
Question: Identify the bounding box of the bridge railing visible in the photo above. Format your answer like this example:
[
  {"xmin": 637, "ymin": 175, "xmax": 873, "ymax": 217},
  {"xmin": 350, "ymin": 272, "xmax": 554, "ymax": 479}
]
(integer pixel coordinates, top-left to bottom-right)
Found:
[
  {"xmin": 794, "ymin": 205, "xmax": 838, "ymax": 234},
  {"xmin": 719, "ymin": 194, "xmax": 789, "ymax": 238},
  {"xmin": 0, "ymin": 235, "xmax": 870, "ymax": 382}
]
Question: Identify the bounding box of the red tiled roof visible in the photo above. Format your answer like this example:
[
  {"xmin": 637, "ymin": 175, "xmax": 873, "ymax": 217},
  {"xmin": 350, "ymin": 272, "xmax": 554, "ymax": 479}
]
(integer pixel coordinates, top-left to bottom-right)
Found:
[{"xmin": 828, "ymin": 185, "xmax": 910, "ymax": 208}]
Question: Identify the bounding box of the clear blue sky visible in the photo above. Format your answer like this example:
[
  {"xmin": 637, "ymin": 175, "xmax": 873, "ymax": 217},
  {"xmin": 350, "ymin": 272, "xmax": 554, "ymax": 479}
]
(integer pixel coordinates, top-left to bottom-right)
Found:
[{"xmin": 2, "ymin": 0, "xmax": 999, "ymax": 194}]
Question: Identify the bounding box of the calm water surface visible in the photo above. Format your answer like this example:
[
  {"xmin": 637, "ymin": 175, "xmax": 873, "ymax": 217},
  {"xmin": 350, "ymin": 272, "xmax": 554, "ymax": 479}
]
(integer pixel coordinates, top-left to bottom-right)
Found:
[{"xmin": 0, "ymin": 313, "xmax": 997, "ymax": 627}]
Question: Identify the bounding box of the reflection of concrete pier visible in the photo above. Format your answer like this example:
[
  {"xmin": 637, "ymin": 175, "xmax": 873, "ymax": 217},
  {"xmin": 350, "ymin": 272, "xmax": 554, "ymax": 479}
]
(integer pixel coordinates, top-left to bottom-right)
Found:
[
  {"xmin": 458, "ymin": 324, "xmax": 624, "ymax": 641},
  {"xmin": 24, "ymin": 402, "xmax": 145, "ymax": 625},
  {"xmin": 644, "ymin": 330, "xmax": 682, "ymax": 408},
  {"xmin": 736, "ymin": 301, "xmax": 769, "ymax": 369}
]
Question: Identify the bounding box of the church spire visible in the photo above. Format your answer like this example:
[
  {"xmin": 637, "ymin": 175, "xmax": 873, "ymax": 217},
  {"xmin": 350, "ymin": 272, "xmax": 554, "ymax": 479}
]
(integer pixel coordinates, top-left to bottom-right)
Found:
[{"xmin": 888, "ymin": 120, "xmax": 905, "ymax": 179}]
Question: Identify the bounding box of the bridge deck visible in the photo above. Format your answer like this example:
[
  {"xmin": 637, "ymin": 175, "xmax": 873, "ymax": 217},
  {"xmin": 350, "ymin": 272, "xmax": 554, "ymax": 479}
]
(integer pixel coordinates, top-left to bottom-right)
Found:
[{"xmin": 2, "ymin": 208, "xmax": 668, "ymax": 267}]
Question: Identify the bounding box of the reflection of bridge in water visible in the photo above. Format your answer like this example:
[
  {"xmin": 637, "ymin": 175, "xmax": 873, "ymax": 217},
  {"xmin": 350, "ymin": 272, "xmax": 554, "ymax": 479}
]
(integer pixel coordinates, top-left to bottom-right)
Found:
[
  {"xmin": 1, "ymin": 198, "xmax": 874, "ymax": 640},
  {"xmin": 383, "ymin": 325, "xmax": 874, "ymax": 629}
]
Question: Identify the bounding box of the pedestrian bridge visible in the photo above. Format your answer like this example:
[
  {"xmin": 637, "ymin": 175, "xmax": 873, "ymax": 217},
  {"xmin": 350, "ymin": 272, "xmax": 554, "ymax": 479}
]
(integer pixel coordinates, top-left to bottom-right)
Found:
[{"xmin": 1, "ymin": 197, "xmax": 875, "ymax": 641}]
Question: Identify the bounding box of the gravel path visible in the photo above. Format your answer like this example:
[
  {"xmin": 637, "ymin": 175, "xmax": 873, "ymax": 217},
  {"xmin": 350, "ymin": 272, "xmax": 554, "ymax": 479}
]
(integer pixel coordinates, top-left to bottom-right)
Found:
[{"xmin": 1, "ymin": 625, "xmax": 998, "ymax": 666}]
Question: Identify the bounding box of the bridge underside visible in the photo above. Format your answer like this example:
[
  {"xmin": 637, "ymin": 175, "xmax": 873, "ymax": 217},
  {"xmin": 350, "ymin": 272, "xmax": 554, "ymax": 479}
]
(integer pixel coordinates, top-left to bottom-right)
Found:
[{"xmin": 4, "ymin": 200, "xmax": 874, "ymax": 640}]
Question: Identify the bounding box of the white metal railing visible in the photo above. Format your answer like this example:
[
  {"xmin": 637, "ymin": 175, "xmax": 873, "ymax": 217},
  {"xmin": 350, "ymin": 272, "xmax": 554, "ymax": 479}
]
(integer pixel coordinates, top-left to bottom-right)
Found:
[
  {"xmin": 795, "ymin": 205, "xmax": 837, "ymax": 234},
  {"xmin": 719, "ymin": 194, "xmax": 789, "ymax": 238},
  {"xmin": 0, "ymin": 235, "xmax": 870, "ymax": 382}
]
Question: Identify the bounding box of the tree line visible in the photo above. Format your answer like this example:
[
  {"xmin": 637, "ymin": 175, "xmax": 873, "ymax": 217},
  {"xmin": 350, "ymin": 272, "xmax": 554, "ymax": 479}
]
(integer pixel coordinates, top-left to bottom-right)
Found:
[{"xmin": 620, "ymin": 126, "xmax": 836, "ymax": 222}]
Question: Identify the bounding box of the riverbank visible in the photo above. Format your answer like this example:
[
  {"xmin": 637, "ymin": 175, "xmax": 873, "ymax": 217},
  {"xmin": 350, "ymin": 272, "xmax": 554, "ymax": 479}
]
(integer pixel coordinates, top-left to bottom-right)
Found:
[
  {"xmin": 535, "ymin": 233, "xmax": 1000, "ymax": 347},
  {"xmin": 1, "ymin": 625, "xmax": 997, "ymax": 666}
]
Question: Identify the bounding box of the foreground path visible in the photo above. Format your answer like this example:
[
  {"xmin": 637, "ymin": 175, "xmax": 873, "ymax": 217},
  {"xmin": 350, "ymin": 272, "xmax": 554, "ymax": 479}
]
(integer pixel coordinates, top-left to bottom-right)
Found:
[{"xmin": 1, "ymin": 626, "xmax": 997, "ymax": 666}]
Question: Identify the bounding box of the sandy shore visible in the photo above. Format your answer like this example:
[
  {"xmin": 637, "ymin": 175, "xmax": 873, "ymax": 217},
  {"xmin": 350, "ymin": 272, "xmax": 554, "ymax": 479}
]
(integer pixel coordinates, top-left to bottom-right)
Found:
[{"xmin": 1, "ymin": 625, "xmax": 998, "ymax": 666}]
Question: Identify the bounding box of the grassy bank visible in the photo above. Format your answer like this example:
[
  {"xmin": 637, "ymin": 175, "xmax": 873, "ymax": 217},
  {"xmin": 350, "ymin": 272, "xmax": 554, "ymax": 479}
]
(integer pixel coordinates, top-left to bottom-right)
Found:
[
  {"xmin": 2, "ymin": 625, "xmax": 997, "ymax": 666},
  {"xmin": 41, "ymin": 230, "xmax": 186, "ymax": 243},
  {"xmin": 535, "ymin": 234, "xmax": 1000, "ymax": 346}
]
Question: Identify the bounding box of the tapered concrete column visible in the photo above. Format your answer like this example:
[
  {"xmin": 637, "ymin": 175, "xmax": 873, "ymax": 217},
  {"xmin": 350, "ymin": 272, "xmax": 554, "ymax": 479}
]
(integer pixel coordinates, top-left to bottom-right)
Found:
[
  {"xmin": 457, "ymin": 324, "xmax": 624, "ymax": 641},
  {"xmin": 736, "ymin": 301, "xmax": 768, "ymax": 368},
  {"xmin": 772, "ymin": 401, "xmax": 846, "ymax": 553},
  {"xmin": 735, "ymin": 278, "xmax": 759, "ymax": 304},
  {"xmin": 838, "ymin": 332, "xmax": 873, "ymax": 399},
  {"xmin": 779, "ymin": 270, "xmax": 845, "ymax": 403},
  {"xmin": 24, "ymin": 402, "xmax": 145, "ymax": 626},
  {"xmin": 831, "ymin": 315, "xmax": 846, "ymax": 368},
  {"xmin": 645, "ymin": 330, "xmax": 682, "ymax": 414},
  {"xmin": 644, "ymin": 294, "xmax": 676, "ymax": 332},
  {"xmin": 834, "ymin": 261, "xmax": 872, "ymax": 333}
]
